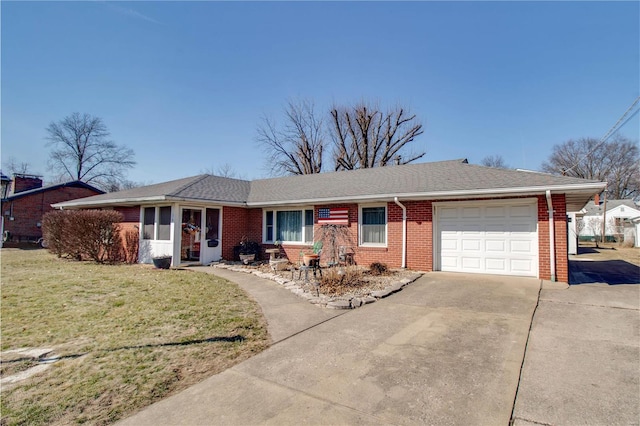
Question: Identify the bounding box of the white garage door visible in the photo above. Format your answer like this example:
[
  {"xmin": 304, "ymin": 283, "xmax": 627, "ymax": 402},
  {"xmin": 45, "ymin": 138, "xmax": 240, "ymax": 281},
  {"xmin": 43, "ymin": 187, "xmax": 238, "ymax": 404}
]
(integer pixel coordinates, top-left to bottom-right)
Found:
[{"xmin": 435, "ymin": 200, "xmax": 538, "ymax": 277}]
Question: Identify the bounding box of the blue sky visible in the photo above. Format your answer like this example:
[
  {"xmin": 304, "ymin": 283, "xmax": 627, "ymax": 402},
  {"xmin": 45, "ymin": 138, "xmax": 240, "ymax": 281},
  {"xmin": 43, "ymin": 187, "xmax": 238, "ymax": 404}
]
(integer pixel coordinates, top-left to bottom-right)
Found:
[{"xmin": 2, "ymin": 1, "xmax": 639, "ymax": 185}]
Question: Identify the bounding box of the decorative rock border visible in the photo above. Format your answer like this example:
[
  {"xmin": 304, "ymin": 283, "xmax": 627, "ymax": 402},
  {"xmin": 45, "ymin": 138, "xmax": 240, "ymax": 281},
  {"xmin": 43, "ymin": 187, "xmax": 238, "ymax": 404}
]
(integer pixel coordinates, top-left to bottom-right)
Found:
[{"xmin": 211, "ymin": 263, "xmax": 423, "ymax": 309}]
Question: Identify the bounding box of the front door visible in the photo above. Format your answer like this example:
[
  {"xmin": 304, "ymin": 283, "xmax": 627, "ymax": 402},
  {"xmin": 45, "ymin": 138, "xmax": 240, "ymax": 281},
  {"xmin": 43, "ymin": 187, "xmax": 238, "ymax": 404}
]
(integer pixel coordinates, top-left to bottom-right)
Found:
[
  {"xmin": 202, "ymin": 208, "xmax": 222, "ymax": 263},
  {"xmin": 180, "ymin": 208, "xmax": 202, "ymax": 263}
]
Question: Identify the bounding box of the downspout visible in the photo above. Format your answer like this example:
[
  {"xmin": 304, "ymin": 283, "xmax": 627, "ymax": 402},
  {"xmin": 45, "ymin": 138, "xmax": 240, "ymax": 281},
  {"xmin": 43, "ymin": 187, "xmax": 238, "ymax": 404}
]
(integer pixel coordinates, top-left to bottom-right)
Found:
[
  {"xmin": 545, "ymin": 190, "xmax": 556, "ymax": 282},
  {"xmin": 394, "ymin": 197, "xmax": 407, "ymax": 269}
]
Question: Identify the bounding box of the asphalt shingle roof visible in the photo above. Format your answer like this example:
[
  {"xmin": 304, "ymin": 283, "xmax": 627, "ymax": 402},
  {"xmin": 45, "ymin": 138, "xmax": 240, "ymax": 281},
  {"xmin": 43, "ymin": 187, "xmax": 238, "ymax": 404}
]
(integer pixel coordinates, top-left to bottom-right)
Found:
[
  {"xmin": 54, "ymin": 159, "xmax": 605, "ymax": 209},
  {"xmin": 2, "ymin": 180, "xmax": 103, "ymax": 201},
  {"xmin": 247, "ymin": 159, "xmax": 600, "ymax": 204},
  {"xmin": 55, "ymin": 175, "xmax": 251, "ymax": 206},
  {"xmin": 582, "ymin": 199, "xmax": 639, "ymax": 216}
]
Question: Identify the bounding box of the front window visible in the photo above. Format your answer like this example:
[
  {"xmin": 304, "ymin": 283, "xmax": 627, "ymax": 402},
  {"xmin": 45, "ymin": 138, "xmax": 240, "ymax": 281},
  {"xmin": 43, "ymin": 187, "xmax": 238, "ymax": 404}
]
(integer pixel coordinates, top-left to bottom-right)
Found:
[
  {"xmin": 143, "ymin": 207, "xmax": 155, "ymax": 240},
  {"xmin": 360, "ymin": 206, "xmax": 386, "ymax": 245},
  {"xmin": 158, "ymin": 206, "xmax": 172, "ymax": 240},
  {"xmin": 142, "ymin": 206, "xmax": 172, "ymax": 240},
  {"xmin": 276, "ymin": 210, "xmax": 302, "ymax": 242},
  {"xmin": 264, "ymin": 208, "xmax": 314, "ymax": 243}
]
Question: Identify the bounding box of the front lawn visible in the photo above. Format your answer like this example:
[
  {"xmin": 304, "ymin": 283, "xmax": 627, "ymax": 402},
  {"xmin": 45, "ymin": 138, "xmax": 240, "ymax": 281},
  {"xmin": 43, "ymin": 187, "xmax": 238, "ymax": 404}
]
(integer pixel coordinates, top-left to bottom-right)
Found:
[{"xmin": 0, "ymin": 249, "xmax": 269, "ymax": 425}]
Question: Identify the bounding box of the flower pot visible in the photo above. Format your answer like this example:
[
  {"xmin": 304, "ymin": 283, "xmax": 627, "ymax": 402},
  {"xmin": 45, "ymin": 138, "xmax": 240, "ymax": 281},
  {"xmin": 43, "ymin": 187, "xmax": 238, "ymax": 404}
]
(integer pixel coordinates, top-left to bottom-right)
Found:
[
  {"xmin": 152, "ymin": 256, "xmax": 172, "ymax": 269},
  {"xmin": 303, "ymin": 254, "xmax": 319, "ymax": 266},
  {"xmin": 239, "ymin": 254, "xmax": 255, "ymax": 265}
]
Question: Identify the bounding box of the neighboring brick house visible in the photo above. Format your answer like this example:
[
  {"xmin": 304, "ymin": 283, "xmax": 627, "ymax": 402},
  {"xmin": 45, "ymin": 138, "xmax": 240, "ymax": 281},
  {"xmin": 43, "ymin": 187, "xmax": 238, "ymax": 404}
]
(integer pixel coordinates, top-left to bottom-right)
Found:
[
  {"xmin": 54, "ymin": 159, "xmax": 606, "ymax": 284},
  {"xmin": 1, "ymin": 174, "xmax": 104, "ymax": 244}
]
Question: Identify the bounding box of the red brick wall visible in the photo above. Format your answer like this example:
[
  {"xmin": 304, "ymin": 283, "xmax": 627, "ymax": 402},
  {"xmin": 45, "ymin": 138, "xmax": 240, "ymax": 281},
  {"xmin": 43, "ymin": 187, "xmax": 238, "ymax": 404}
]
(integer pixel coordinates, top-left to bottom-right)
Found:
[
  {"xmin": 1, "ymin": 186, "xmax": 102, "ymax": 241},
  {"xmin": 113, "ymin": 207, "xmax": 141, "ymax": 262},
  {"xmin": 219, "ymin": 195, "xmax": 568, "ymax": 281},
  {"xmin": 114, "ymin": 206, "xmax": 140, "ymax": 223},
  {"xmin": 221, "ymin": 206, "xmax": 250, "ymax": 261},
  {"xmin": 537, "ymin": 193, "xmax": 568, "ymax": 283}
]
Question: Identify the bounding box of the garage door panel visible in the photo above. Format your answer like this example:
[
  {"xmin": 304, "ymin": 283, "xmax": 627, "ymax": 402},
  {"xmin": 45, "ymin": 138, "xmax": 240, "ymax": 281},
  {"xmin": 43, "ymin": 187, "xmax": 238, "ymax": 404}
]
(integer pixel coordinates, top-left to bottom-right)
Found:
[
  {"xmin": 441, "ymin": 256, "xmax": 459, "ymax": 268},
  {"xmin": 485, "ymin": 258, "xmax": 507, "ymax": 272},
  {"xmin": 462, "ymin": 239, "xmax": 481, "ymax": 251},
  {"xmin": 510, "ymin": 240, "xmax": 534, "ymax": 253},
  {"xmin": 511, "ymin": 259, "xmax": 535, "ymax": 274},
  {"xmin": 461, "ymin": 257, "xmax": 482, "ymax": 270},
  {"xmin": 485, "ymin": 240, "xmax": 506, "ymax": 252},
  {"xmin": 440, "ymin": 207, "xmax": 459, "ymax": 219},
  {"xmin": 441, "ymin": 239, "xmax": 458, "ymax": 251},
  {"xmin": 511, "ymin": 205, "xmax": 534, "ymax": 217},
  {"xmin": 462, "ymin": 207, "xmax": 481, "ymax": 218},
  {"xmin": 485, "ymin": 206, "xmax": 507, "ymax": 218},
  {"xmin": 437, "ymin": 200, "xmax": 538, "ymax": 277},
  {"xmin": 510, "ymin": 222, "xmax": 536, "ymax": 232}
]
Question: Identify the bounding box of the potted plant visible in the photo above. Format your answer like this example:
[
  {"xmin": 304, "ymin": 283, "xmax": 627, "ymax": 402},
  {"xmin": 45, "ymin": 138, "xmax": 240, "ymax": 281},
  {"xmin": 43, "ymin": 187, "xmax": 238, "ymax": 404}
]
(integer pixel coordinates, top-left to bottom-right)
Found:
[
  {"xmin": 152, "ymin": 255, "xmax": 172, "ymax": 269},
  {"xmin": 238, "ymin": 236, "xmax": 260, "ymax": 264}
]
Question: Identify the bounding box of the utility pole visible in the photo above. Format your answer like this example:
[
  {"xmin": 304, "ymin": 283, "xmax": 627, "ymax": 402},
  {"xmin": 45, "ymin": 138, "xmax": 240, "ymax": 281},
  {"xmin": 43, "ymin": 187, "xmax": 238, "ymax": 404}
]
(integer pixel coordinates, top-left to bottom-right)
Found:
[{"xmin": 600, "ymin": 190, "xmax": 608, "ymax": 244}]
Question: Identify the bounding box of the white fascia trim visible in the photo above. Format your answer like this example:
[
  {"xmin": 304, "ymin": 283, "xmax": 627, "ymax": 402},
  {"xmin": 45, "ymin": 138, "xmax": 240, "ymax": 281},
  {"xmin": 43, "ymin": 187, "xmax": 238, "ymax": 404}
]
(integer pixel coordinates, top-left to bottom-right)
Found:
[
  {"xmin": 53, "ymin": 196, "xmax": 168, "ymax": 209},
  {"xmin": 247, "ymin": 183, "xmax": 607, "ymax": 207},
  {"xmin": 53, "ymin": 196, "xmax": 247, "ymax": 209}
]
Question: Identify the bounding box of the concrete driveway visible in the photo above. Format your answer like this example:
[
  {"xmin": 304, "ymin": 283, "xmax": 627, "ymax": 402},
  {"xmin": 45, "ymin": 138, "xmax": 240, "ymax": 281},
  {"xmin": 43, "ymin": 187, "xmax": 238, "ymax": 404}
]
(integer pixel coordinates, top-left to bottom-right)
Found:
[
  {"xmin": 119, "ymin": 272, "xmax": 540, "ymax": 425},
  {"xmin": 513, "ymin": 255, "xmax": 640, "ymax": 425}
]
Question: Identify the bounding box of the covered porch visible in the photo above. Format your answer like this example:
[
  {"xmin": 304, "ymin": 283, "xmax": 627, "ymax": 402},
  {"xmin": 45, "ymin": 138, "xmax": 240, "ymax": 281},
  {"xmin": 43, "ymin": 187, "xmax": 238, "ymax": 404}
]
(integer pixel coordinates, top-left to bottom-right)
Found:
[{"xmin": 139, "ymin": 204, "xmax": 222, "ymax": 267}]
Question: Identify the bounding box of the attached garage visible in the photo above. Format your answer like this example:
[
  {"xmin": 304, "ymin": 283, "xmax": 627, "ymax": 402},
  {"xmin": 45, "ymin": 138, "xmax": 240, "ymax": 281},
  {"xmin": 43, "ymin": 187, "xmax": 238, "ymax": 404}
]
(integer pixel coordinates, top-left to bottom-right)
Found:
[{"xmin": 434, "ymin": 199, "xmax": 539, "ymax": 277}]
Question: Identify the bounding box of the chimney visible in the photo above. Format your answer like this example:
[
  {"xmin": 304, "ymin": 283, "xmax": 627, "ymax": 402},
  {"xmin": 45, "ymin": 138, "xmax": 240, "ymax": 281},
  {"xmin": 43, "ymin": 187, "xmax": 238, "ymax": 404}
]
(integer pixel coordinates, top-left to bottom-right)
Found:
[
  {"xmin": 11, "ymin": 174, "xmax": 43, "ymax": 194},
  {"xmin": 594, "ymin": 194, "xmax": 600, "ymax": 206}
]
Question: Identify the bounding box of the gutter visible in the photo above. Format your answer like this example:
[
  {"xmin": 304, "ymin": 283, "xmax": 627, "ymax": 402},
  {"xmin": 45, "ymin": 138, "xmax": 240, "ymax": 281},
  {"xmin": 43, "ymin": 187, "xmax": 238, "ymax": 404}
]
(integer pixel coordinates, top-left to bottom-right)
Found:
[
  {"xmin": 546, "ymin": 190, "xmax": 556, "ymax": 282},
  {"xmin": 394, "ymin": 197, "xmax": 407, "ymax": 269}
]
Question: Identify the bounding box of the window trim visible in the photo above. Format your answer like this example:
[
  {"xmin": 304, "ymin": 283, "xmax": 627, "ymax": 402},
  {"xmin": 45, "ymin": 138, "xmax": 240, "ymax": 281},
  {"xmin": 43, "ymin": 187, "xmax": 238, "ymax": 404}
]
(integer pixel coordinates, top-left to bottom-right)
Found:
[
  {"xmin": 359, "ymin": 204, "xmax": 388, "ymax": 247},
  {"xmin": 263, "ymin": 207, "xmax": 314, "ymax": 245}
]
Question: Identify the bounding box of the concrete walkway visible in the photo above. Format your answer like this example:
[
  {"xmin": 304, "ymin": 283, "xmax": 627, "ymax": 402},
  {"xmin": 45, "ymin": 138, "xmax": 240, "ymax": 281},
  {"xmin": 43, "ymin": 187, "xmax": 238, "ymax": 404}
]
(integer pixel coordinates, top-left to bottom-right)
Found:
[
  {"xmin": 119, "ymin": 270, "xmax": 540, "ymax": 425},
  {"xmin": 195, "ymin": 266, "xmax": 345, "ymax": 343},
  {"xmin": 513, "ymin": 260, "xmax": 640, "ymax": 425}
]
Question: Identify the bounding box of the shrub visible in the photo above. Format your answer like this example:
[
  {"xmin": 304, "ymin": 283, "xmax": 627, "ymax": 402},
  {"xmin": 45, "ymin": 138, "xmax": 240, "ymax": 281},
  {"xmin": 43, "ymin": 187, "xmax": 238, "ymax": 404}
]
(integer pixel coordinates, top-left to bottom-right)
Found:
[
  {"xmin": 42, "ymin": 210, "xmax": 124, "ymax": 263},
  {"xmin": 319, "ymin": 266, "xmax": 363, "ymax": 296},
  {"xmin": 369, "ymin": 262, "xmax": 389, "ymax": 276},
  {"xmin": 122, "ymin": 228, "xmax": 139, "ymax": 264},
  {"xmin": 41, "ymin": 210, "xmax": 68, "ymax": 258}
]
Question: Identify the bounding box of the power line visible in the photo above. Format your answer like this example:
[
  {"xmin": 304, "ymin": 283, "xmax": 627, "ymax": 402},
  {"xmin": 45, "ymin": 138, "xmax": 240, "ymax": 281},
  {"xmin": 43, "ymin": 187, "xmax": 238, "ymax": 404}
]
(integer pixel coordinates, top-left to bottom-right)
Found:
[{"xmin": 563, "ymin": 95, "xmax": 640, "ymax": 175}]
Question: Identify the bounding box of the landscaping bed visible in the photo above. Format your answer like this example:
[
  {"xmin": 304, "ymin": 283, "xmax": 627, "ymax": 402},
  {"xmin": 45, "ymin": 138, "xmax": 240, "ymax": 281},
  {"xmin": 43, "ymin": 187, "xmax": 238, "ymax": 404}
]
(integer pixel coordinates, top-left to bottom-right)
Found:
[{"xmin": 213, "ymin": 260, "xmax": 423, "ymax": 309}]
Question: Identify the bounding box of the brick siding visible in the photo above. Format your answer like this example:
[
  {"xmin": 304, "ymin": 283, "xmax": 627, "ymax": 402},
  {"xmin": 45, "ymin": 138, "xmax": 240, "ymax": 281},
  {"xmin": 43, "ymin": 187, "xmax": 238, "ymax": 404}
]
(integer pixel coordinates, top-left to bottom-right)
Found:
[
  {"xmin": 95, "ymin": 194, "xmax": 569, "ymax": 283},
  {"xmin": 1, "ymin": 186, "xmax": 102, "ymax": 241}
]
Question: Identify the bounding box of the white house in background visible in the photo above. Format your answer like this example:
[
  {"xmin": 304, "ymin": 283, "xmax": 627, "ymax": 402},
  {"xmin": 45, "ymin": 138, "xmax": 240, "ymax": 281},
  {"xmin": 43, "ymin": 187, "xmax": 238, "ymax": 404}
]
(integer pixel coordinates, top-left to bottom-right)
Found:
[
  {"xmin": 631, "ymin": 216, "xmax": 640, "ymax": 248},
  {"xmin": 574, "ymin": 199, "xmax": 640, "ymax": 249}
]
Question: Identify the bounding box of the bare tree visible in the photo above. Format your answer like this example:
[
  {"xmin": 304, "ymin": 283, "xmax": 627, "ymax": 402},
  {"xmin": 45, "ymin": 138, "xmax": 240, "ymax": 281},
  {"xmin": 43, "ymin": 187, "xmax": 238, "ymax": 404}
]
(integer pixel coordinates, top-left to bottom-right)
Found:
[
  {"xmin": 2, "ymin": 157, "xmax": 33, "ymax": 176},
  {"xmin": 586, "ymin": 217, "xmax": 602, "ymax": 247},
  {"xmin": 330, "ymin": 102, "xmax": 424, "ymax": 171},
  {"xmin": 480, "ymin": 155, "xmax": 508, "ymax": 168},
  {"xmin": 257, "ymin": 99, "xmax": 324, "ymax": 176},
  {"xmin": 46, "ymin": 112, "xmax": 136, "ymax": 189},
  {"xmin": 540, "ymin": 135, "xmax": 639, "ymax": 199},
  {"xmin": 200, "ymin": 163, "xmax": 245, "ymax": 179},
  {"xmin": 103, "ymin": 179, "xmax": 147, "ymax": 193}
]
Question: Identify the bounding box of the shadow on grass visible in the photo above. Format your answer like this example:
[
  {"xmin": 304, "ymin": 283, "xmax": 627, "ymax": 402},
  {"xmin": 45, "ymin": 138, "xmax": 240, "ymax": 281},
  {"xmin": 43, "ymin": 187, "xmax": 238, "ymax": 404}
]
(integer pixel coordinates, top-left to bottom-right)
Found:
[
  {"xmin": 116, "ymin": 335, "xmax": 245, "ymax": 351},
  {"xmin": 1, "ymin": 336, "xmax": 245, "ymax": 365}
]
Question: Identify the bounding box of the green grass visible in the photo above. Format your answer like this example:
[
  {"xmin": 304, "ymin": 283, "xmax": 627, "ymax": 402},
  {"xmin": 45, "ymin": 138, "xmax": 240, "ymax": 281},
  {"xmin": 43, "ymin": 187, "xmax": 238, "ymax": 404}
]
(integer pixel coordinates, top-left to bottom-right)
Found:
[{"xmin": 0, "ymin": 249, "xmax": 270, "ymax": 425}]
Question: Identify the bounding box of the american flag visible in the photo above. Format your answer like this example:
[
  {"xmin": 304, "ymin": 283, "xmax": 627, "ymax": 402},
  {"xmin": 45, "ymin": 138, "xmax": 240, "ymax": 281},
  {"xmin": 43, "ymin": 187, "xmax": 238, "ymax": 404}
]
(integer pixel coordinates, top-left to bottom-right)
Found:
[{"xmin": 318, "ymin": 208, "xmax": 349, "ymax": 225}]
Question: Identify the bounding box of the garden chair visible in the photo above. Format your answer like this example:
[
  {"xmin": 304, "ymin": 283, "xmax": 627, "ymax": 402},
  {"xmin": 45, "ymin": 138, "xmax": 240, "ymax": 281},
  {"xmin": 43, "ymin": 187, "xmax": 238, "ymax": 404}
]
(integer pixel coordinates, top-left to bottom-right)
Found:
[{"xmin": 293, "ymin": 241, "xmax": 323, "ymax": 282}]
